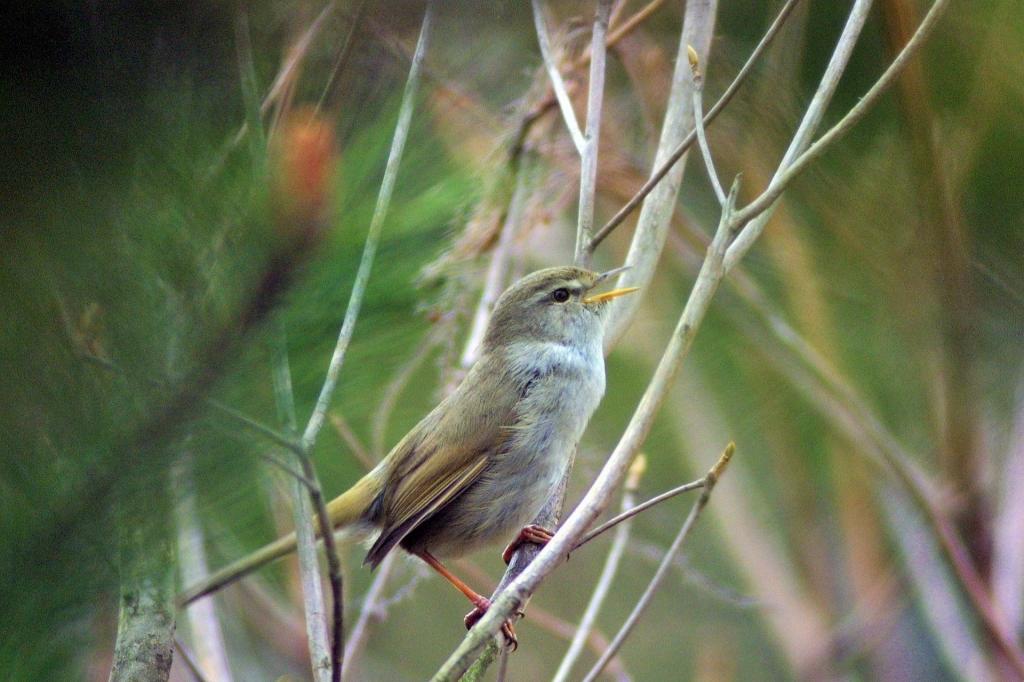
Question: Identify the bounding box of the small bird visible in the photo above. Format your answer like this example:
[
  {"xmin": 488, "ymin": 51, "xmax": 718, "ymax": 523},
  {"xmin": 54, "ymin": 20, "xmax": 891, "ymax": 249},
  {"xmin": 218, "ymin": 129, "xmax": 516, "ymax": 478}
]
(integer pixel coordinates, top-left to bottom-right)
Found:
[{"xmin": 179, "ymin": 265, "xmax": 637, "ymax": 644}]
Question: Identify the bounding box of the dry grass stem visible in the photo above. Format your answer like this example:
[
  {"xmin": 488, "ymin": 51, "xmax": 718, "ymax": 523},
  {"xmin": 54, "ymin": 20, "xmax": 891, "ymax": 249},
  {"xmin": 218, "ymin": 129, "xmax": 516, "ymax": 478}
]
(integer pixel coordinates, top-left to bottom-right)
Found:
[{"xmin": 531, "ymin": 0, "xmax": 586, "ymax": 153}]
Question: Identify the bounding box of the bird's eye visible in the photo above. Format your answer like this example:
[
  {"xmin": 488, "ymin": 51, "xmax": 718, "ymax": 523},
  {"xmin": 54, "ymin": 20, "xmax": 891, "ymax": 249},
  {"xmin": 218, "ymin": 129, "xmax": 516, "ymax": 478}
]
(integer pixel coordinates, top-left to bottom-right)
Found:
[{"xmin": 551, "ymin": 288, "xmax": 570, "ymax": 303}]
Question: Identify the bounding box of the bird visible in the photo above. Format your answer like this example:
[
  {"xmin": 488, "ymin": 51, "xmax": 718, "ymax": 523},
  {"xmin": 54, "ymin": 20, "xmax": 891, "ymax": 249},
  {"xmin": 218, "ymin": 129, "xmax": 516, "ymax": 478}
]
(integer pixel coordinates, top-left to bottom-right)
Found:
[{"xmin": 178, "ymin": 265, "xmax": 637, "ymax": 645}]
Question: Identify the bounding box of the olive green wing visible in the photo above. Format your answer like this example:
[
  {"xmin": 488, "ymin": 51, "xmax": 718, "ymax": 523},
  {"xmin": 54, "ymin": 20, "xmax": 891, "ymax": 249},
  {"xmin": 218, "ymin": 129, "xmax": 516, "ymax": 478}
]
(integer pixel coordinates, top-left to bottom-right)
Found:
[{"xmin": 364, "ymin": 359, "xmax": 517, "ymax": 568}]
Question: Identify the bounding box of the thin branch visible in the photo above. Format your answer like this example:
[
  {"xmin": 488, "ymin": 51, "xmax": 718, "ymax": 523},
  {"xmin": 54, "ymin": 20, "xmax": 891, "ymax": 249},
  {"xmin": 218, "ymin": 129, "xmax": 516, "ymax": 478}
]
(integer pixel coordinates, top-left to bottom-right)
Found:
[
  {"xmin": 712, "ymin": 240, "xmax": 1024, "ymax": 672},
  {"xmin": 574, "ymin": 477, "xmax": 706, "ymax": 551},
  {"xmin": 373, "ymin": 328, "xmax": 442, "ymax": 455},
  {"xmin": 531, "ymin": 0, "xmax": 586, "ymax": 154},
  {"xmin": 315, "ymin": 0, "xmax": 369, "ymax": 114},
  {"xmin": 586, "ymin": 0, "xmax": 802, "ymax": 256},
  {"xmin": 598, "ymin": 0, "xmax": 713, "ymax": 351},
  {"xmin": 553, "ymin": 455, "xmax": 647, "ymax": 682},
  {"xmin": 205, "ymin": 397, "xmax": 303, "ymax": 455},
  {"xmin": 175, "ymin": 455, "xmax": 233, "ymax": 682},
  {"xmin": 723, "ymin": 0, "xmax": 876, "ymax": 271},
  {"xmin": 575, "ymin": 0, "xmax": 614, "ymax": 266},
  {"xmin": 300, "ymin": 2, "xmax": 433, "ymax": 454},
  {"xmin": 583, "ymin": 444, "xmax": 735, "ymax": 681},
  {"xmin": 725, "ymin": 0, "xmax": 953, "ymax": 269},
  {"xmin": 342, "ymin": 552, "xmax": 398, "ymax": 682},
  {"xmin": 605, "ymin": 0, "xmax": 667, "ymax": 51},
  {"xmin": 689, "ymin": 46, "xmax": 727, "ymax": 206},
  {"xmin": 174, "ymin": 638, "xmax": 212, "ymax": 682},
  {"xmin": 270, "ymin": 324, "xmax": 335, "ymax": 682},
  {"xmin": 79, "ymin": 351, "xmax": 304, "ymax": 456},
  {"xmin": 459, "ymin": 165, "xmax": 533, "ymax": 369},
  {"xmin": 329, "ymin": 412, "xmax": 376, "ymax": 470}
]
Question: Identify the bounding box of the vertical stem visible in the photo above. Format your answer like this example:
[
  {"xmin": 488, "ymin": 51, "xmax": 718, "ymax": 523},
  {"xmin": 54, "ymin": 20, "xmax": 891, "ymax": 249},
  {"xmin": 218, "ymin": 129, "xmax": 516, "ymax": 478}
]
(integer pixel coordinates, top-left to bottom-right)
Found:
[
  {"xmin": 603, "ymin": 0, "xmax": 719, "ymax": 350},
  {"xmin": 271, "ymin": 323, "xmax": 333, "ymax": 682},
  {"xmin": 574, "ymin": 0, "xmax": 613, "ymax": 266},
  {"xmin": 175, "ymin": 453, "xmax": 233, "ymax": 682},
  {"xmin": 110, "ymin": 469, "xmax": 176, "ymax": 682},
  {"xmin": 724, "ymin": 0, "xmax": 874, "ymax": 271},
  {"xmin": 301, "ymin": 2, "xmax": 434, "ymax": 453}
]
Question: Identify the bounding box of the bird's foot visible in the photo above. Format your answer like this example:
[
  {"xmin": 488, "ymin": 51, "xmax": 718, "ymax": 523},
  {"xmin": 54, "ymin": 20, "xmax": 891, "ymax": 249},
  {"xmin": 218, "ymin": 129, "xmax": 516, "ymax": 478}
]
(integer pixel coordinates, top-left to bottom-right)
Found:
[
  {"xmin": 502, "ymin": 524, "xmax": 555, "ymax": 564},
  {"xmin": 464, "ymin": 596, "xmax": 519, "ymax": 650}
]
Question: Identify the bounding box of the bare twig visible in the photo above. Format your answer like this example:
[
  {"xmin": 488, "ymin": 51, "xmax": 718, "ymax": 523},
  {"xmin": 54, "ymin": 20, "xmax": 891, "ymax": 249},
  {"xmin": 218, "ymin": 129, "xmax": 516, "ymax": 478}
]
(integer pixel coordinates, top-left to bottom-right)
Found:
[
  {"xmin": 574, "ymin": 477, "xmax": 706, "ymax": 551},
  {"xmin": 373, "ymin": 328, "xmax": 443, "ymax": 455},
  {"xmin": 206, "ymin": 397, "xmax": 303, "ymax": 455},
  {"xmin": 586, "ymin": 0, "xmax": 802, "ymax": 257},
  {"xmin": 531, "ymin": 0, "xmax": 586, "ymax": 154},
  {"xmin": 600, "ymin": 0, "xmax": 716, "ymax": 351},
  {"xmin": 689, "ymin": 46, "xmax": 727, "ymax": 206},
  {"xmin": 301, "ymin": 2, "xmax": 434, "ymax": 453},
  {"xmin": 270, "ymin": 324, "xmax": 336, "ymax": 682},
  {"xmin": 329, "ymin": 412, "xmax": 376, "ymax": 470},
  {"xmin": 553, "ymin": 455, "xmax": 646, "ymax": 682},
  {"xmin": 79, "ymin": 352, "xmax": 304, "ymax": 456},
  {"xmin": 460, "ymin": 165, "xmax": 533, "ymax": 369},
  {"xmin": 605, "ymin": 0, "xmax": 667, "ymax": 51},
  {"xmin": 582, "ymin": 444, "xmax": 734, "ymax": 681},
  {"xmin": 342, "ymin": 552, "xmax": 398, "ymax": 682},
  {"xmin": 722, "ymin": 0, "xmax": 876, "ymax": 270},
  {"xmin": 315, "ymin": 0, "xmax": 369, "ymax": 114},
  {"xmin": 724, "ymin": 0, "xmax": 953, "ymax": 270},
  {"xmin": 173, "ymin": 638, "xmax": 211, "ymax": 682},
  {"xmin": 574, "ymin": 0, "xmax": 613, "ymax": 266}
]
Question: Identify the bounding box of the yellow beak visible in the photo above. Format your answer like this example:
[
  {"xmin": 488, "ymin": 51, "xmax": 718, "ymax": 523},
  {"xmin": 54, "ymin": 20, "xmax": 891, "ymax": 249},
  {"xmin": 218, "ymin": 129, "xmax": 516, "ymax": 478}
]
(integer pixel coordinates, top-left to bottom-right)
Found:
[{"xmin": 583, "ymin": 287, "xmax": 639, "ymax": 305}]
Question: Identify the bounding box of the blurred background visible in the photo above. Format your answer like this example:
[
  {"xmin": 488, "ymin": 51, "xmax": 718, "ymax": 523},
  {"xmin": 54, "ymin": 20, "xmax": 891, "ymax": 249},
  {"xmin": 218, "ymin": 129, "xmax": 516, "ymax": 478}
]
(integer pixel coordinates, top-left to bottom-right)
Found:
[{"xmin": 1, "ymin": 0, "xmax": 1022, "ymax": 679}]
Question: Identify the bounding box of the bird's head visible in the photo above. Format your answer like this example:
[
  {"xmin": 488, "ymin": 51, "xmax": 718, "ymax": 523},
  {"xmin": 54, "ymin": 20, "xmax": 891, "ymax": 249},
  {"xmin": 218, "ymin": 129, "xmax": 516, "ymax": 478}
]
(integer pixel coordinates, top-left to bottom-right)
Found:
[{"xmin": 483, "ymin": 265, "xmax": 638, "ymax": 351}]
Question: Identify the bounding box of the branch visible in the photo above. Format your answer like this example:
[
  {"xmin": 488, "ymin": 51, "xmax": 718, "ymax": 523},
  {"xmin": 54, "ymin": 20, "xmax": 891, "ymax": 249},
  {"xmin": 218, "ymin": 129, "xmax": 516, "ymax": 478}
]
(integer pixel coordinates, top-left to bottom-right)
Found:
[
  {"xmin": 553, "ymin": 455, "xmax": 646, "ymax": 682},
  {"xmin": 574, "ymin": 0, "xmax": 613, "ymax": 266},
  {"xmin": 600, "ymin": 0, "xmax": 715, "ymax": 351},
  {"xmin": 270, "ymin": 324, "xmax": 336, "ymax": 682},
  {"xmin": 723, "ymin": 0, "xmax": 876, "ymax": 271},
  {"xmin": 585, "ymin": 0, "xmax": 802, "ymax": 257},
  {"xmin": 110, "ymin": 470, "xmax": 176, "ymax": 682},
  {"xmin": 300, "ymin": 1, "xmax": 433, "ymax": 454},
  {"xmin": 724, "ymin": 0, "xmax": 953, "ymax": 269},
  {"xmin": 582, "ymin": 444, "xmax": 735, "ymax": 681},
  {"xmin": 574, "ymin": 476, "xmax": 706, "ymax": 551},
  {"xmin": 689, "ymin": 46, "xmax": 726, "ymax": 206},
  {"xmin": 531, "ymin": 0, "xmax": 586, "ymax": 154},
  {"xmin": 79, "ymin": 352, "xmax": 304, "ymax": 456},
  {"xmin": 341, "ymin": 552, "xmax": 398, "ymax": 682},
  {"xmin": 459, "ymin": 164, "xmax": 533, "ymax": 369}
]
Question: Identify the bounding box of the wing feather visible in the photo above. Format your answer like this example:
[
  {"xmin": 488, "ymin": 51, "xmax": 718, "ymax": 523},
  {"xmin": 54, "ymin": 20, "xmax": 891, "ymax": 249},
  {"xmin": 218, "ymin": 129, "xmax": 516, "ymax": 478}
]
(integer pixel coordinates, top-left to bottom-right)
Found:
[{"xmin": 363, "ymin": 355, "xmax": 519, "ymax": 567}]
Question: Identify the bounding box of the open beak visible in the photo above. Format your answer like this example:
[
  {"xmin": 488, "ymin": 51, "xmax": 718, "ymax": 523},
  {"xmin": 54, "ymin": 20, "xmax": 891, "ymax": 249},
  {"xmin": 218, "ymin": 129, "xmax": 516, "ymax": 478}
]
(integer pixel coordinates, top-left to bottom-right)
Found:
[{"xmin": 583, "ymin": 287, "xmax": 639, "ymax": 305}]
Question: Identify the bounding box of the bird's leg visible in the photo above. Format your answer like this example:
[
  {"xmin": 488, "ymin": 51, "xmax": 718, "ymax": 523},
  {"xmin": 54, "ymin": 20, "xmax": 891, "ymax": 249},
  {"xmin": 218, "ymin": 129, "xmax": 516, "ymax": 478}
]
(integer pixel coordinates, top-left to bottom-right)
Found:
[
  {"xmin": 502, "ymin": 524, "xmax": 555, "ymax": 565},
  {"xmin": 415, "ymin": 550, "xmax": 518, "ymax": 649}
]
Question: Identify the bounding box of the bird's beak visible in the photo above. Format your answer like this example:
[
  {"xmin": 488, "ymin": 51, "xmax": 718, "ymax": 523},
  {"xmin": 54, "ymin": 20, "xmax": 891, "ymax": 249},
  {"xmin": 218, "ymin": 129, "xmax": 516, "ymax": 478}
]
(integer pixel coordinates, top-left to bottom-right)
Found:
[
  {"xmin": 583, "ymin": 287, "xmax": 639, "ymax": 305},
  {"xmin": 584, "ymin": 265, "xmax": 638, "ymax": 304}
]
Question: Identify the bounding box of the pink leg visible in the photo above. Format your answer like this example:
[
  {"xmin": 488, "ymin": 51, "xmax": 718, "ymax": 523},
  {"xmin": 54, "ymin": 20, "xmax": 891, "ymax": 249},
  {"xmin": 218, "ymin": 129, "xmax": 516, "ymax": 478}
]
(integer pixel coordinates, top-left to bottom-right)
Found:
[{"xmin": 502, "ymin": 524, "xmax": 555, "ymax": 565}]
